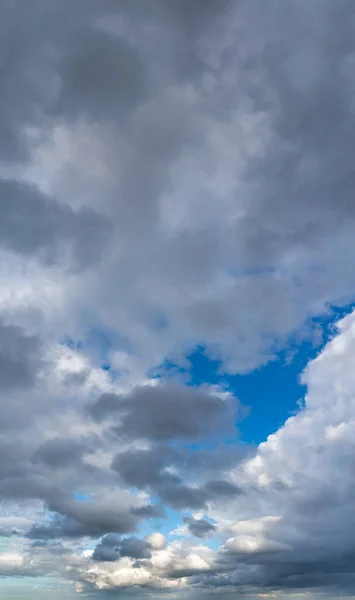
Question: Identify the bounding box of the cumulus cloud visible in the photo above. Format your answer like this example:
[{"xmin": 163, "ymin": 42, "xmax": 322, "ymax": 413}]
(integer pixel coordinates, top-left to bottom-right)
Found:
[
  {"xmin": 198, "ymin": 313, "xmax": 355, "ymax": 593},
  {"xmin": 1, "ymin": 0, "xmax": 355, "ymax": 598},
  {"xmin": 0, "ymin": 179, "xmax": 110, "ymax": 268},
  {"xmin": 88, "ymin": 383, "xmax": 236, "ymax": 440},
  {"xmin": 183, "ymin": 516, "xmax": 217, "ymax": 539}
]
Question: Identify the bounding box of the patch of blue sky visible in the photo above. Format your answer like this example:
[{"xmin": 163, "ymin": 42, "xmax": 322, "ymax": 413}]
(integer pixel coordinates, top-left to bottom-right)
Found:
[
  {"xmin": 62, "ymin": 303, "xmax": 355, "ymax": 450},
  {"xmin": 74, "ymin": 492, "xmax": 93, "ymax": 503},
  {"xmin": 154, "ymin": 303, "xmax": 354, "ymax": 445},
  {"xmin": 60, "ymin": 335, "xmax": 83, "ymax": 351}
]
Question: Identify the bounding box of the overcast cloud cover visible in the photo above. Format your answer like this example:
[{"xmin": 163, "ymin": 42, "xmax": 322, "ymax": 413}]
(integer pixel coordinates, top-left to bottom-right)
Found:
[{"xmin": 1, "ymin": 1, "xmax": 355, "ymax": 598}]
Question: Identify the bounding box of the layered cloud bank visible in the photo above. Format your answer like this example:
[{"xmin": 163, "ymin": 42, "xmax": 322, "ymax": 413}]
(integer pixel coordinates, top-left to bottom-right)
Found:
[{"xmin": 1, "ymin": 1, "xmax": 355, "ymax": 598}]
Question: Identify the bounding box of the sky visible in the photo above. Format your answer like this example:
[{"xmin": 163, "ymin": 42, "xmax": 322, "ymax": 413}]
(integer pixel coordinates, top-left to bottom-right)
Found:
[{"xmin": 1, "ymin": 0, "xmax": 355, "ymax": 598}]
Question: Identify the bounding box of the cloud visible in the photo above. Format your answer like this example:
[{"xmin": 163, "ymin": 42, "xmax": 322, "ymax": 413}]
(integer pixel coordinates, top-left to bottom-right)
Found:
[
  {"xmin": 1, "ymin": 0, "xmax": 355, "ymax": 598},
  {"xmin": 157, "ymin": 485, "xmax": 208, "ymax": 511},
  {"xmin": 76, "ymin": 312, "xmax": 355, "ymax": 593},
  {"xmin": 27, "ymin": 492, "xmax": 157, "ymax": 540},
  {"xmin": 0, "ymin": 320, "xmax": 42, "ymax": 393},
  {"xmin": 202, "ymin": 480, "xmax": 244, "ymax": 499},
  {"xmin": 145, "ymin": 532, "xmax": 167, "ymax": 551},
  {"xmin": 110, "ymin": 430, "xmax": 243, "ymax": 510},
  {"xmin": 92, "ymin": 533, "xmax": 121, "ymax": 562},
  {"xmin": 183, "ymin": 516, "xmax": 217, "ymax": 539},
  {"xmin": 111, "ymin": 445, "xmax": 180, "ymax": 488},
  {"xmin": 3, "ymin": 0, "xmax": 354, "ymax": 375},
  {"xmin": 88, "ymin": 383, "xmax": 237, "ymax": 441},
  {"xmin": 31, "ymin": 437, "xmax": 88, "ymax": 468},
  {"xmin": 197, "ymin": 313, "xmax": 355, "ymax": 592},
  {"xmin": 0, "ymin": 179, "xmax": 110, "ymax": 268},
  {"xmin": 93, "ymin": 532, "xmax": 166, "ymax": 563}
]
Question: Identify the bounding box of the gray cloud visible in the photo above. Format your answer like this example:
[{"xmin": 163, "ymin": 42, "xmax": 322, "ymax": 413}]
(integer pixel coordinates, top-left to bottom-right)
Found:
[
  {"xmin": 31, "ymin": 437, "xmax": 88, "ymax": 468},
  {"xmin": 92, "ymin": 534, "xmax": 152, "ymax": 562},
  {"xmin": 157, "ymin": 484, "xmax": 208, "ymax": 511},
  {"xmin": 0, "ymin": 178, "xmax": 110, "ymax": 268},
  {"xmin": 0, "ymin": 321, "xmax": 46, "ymax": 433},
  {"xmin": 183, "ymin": 516, "xmax": 217, "ymax": 538},
  {"xmin": 1, "ymin": 0, "xmax": 355, "ymax": 597},
  {"xmin": 111, "ymin": 442, "xmax": 243, "ymax": 510},
  {"xmin": 27, "ymin": 495, "xmax": 150, "ymax": 540},
  {"xmin": 130, "ymin": 504, "xmax": 166, "ymax": 521},
  {"xmin": 0, "ymin": 320, "xmax": 42, "ymax": 392},
  {"xmin": 52, "ymin": 26, "xmax": 148, "ymax": 124},
  {"xmin": 89, "ymin": 384, "xmax": 236, "ymax": 441},
  {"xmin": 111, "ymin": 445, "xmax": 179, "ymax": 488},
  {"xmin": 92, "ymin": 533, "xmax": 121, "ymax": 562},
  {"xmin": 120, "ymin": 537, "xmax": 151, "ymax": 560},
  {"xmin": 202, "ymin": 480, "xmax": 244, "ymax": 499}
]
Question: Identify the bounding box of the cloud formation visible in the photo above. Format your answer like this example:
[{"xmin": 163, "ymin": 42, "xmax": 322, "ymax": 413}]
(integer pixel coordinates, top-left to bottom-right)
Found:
[{"xmin": 1, "ymin": 0, "xmax": 355, "ymax": 598}]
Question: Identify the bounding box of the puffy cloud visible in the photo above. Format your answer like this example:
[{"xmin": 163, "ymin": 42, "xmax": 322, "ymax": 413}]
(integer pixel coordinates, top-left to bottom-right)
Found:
[
  {"xmin": 27, "ymin": 492, "xmax": 157, "ymax": 540},
  {"xmin": 92, "ymin": 533, "xmax": 121, "ymax": 562},
  {"xmin": 88, "ymin": 383, "xmax": 237, "ymax": 441},
  {"xmin": 110, "ymin": 437, "xmax": 244, "ymax": 510},
  {"xmin": 183, "ymin": 516, "xmax": 217, "ymax": 539},
  {"xmin": 198, "ymin": 313, "xmax": 355, "ymax": 593},
  {"xmin": 145, "ymin": 532, "xmax": 167, "ymax": 551},
  {"xmin": 75, "ymin": 313, "xmax": 355, "ymax": 593},
  {"xmin": 93, "ymin": 532, "xmax": 167, "ymax": 563},
  {"xmin": 111, "ymin": 445, "xmax": 180, "ymax": 488}
]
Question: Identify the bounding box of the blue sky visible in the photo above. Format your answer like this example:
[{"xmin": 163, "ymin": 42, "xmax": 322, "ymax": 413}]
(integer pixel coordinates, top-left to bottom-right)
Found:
[{"xmin": 156, "ymin": 305, "xmax": 354, "ymax": 445}]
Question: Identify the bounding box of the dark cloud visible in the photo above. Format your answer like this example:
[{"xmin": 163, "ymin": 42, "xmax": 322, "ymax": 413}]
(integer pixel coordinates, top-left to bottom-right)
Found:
[
  {"xmin": 111, "ymin": 445, "xmax": 179, "ymax": 488},
  {"xmin": 0, "ymin": 321, "xmax": 47, "ymax": 435},
  {"xmin": 202, "ymin": 480, "xmax": 244, "ymax": 499},
  {"xmin": 111, "ymin": 444, "xmax": 242, "ymax": 510},
  {"xmin": 53, "ymin": 28, "xmax": 148, "ymax": 123},
  {"xmin": 120, "ymin": 537, "xmax": 151, "ymax": 560},
  {"xmin": 183, "ymin": 516, "xmax": 217, "ymax": 538},
  {"xmin": 157, "ymin": 483, "xmax": 208, "ymax": 511},
  {"xmin": 26, "ymin": 495, "xmax": 156, "ymax": 541},
  {"xmin": 93, "ymin": 534, "xmax": 151, "ymax": 562},
  {"xmin": 92, "ymin": 544, "xmax": 120, "ymax": 563},
  {"xmin": 0, "ymin": 474, "xmax": 66, "ymax": 504},
  {"xmin": 31, "ymin": 437, "xmax": 88, "ymax": 468},
  {"xmin": 89, "ymin": 383, "xmax": 236, "ymax": 441},
  {"xmin": 111, "ymin": 445, "xmax": 208, "ymax": 509},
  {"xmin": 130, "ymin": 504, "xmax": 166, "ymax": 520},
  {"xmin": 0, "ymin": 178, "xmax": 110, "ymax": 267},
  {"xmin": 0, "ymin": 320, "xmax": 42, "ymax": 392},
  {"xmin": 27, "ymin": 511, "xmax": 133, "ymax": 541},
  {"xmin": 92, "ymin": 533, "xmax": 121, "ymax": 562}
]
